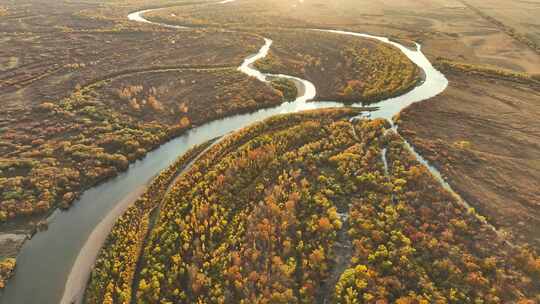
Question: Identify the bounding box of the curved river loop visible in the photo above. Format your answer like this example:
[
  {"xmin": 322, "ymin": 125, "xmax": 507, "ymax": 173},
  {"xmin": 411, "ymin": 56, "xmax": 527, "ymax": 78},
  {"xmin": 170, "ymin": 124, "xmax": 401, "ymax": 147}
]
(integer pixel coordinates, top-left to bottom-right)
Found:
[{"xmin": 0, "ymin": 0, "xmax": 478, "ymax": 303}]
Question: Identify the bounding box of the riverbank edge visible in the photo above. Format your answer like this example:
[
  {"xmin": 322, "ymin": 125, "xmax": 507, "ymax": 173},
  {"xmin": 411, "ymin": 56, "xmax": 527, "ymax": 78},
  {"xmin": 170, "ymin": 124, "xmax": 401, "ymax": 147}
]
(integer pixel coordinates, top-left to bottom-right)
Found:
[{"xmin": 78, "ymin": 139, "xmax": 217, "ymax": 304}]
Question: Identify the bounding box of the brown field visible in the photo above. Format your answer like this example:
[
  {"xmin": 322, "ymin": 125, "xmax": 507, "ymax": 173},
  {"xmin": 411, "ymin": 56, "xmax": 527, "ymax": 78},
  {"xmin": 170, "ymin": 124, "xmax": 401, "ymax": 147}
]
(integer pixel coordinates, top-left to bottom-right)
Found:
[
  {"xmin": 397, "ymin": 70, "xmax": 540, "ymax": 249},
  {"xmin": 0, "ymin": 27, "xmax": 260, "ymax": 108},
  {"xmin": 463, "ymin": 0, "xmax": 540, "ymax": 52},
  {"xmin": 149, "ymin": 0, "xmax": 540, "ymax": 73}
]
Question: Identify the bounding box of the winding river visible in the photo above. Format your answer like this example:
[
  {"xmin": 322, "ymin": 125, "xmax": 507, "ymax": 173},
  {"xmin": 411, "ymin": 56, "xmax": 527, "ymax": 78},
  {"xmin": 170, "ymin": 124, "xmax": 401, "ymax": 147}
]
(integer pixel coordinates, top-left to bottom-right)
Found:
[{"xmin": 0, "ymin": 1, "xmax": 449, "ymax": 304}]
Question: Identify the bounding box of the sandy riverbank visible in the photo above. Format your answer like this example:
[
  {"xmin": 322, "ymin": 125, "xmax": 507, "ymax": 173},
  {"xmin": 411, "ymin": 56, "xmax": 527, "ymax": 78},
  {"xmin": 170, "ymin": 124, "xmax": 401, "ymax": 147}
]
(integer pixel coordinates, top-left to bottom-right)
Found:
[{"xmin": 60, "ymin": 186, "xmax": 146, "ymax": 304}]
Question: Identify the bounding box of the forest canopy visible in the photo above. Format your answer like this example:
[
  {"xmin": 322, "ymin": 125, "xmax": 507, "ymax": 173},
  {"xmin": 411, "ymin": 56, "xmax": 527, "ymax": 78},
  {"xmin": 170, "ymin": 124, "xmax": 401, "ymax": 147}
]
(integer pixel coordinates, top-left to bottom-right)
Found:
[{"xmin": 85, "ymin": 108, "xmax": 540, "ymax": 304}]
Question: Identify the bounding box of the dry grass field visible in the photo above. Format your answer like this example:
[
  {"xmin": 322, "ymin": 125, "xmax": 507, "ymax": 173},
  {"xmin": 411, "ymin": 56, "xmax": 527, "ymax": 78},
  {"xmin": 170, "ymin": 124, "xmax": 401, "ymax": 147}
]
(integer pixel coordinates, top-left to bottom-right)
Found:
[{"xmin": 398, "ymin": 70, "xmax": 540, "ymax": 250}]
